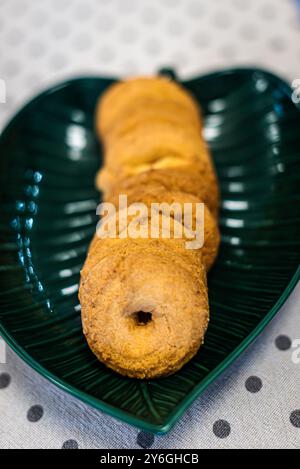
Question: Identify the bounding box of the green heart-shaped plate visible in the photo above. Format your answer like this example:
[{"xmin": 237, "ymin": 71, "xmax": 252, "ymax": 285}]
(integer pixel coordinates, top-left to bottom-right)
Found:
[{"xmin": 0, "ymin": 68, "xmax": 299, "ymax": 434}]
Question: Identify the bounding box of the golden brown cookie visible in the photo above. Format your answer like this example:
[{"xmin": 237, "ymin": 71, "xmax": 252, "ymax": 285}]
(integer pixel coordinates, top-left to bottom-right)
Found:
[
  {"xmin": 102, "ymin": 98, "xmax": 202, "ymax": 143},
  {"xmin": 97, "ymin": 159, "xmax": 219, "ymax": 218},
  {"xmin": 107, "ymin": 186, "xmax": 220, "ymax": 271},
  {"xmin": 103, "ymin": 121, "xmax": 209, "ymax": 170},
  {"xmin": 79, "ymin": 242, "xmax": 208, "ymax": 379},
  {"xmin": 96, "ymin": 76, "xmax": 202, "ymax": 137}
]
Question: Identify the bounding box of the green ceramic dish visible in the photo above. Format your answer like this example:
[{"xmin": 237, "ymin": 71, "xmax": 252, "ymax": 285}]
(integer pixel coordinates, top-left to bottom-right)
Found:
[{"xmin": 0, "ymin": 68, "xmax": 299, "ymax": 434}]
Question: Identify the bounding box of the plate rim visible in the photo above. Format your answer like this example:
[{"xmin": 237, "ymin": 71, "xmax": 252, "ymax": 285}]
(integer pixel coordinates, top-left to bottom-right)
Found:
[{"xmin": 0, "ymin": 66, "xmax": 299, "ymax": 435}]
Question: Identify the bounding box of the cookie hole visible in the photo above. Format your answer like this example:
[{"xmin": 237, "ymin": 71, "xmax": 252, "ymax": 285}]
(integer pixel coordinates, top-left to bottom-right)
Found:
[{"xmin": 133, "ymin": 311, "xmax": 152, "ymax": 325}]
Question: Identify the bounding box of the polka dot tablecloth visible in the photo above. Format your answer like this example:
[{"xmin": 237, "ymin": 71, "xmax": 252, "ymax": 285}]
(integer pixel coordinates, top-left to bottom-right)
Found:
[{"xmin": 0, "ymin": 0, "xmax": 300, "ymax": 450}]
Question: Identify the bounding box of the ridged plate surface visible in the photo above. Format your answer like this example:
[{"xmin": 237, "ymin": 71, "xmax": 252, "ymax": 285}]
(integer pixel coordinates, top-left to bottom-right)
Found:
[{"xmin": 0, "ymin": 68, "xmax": 299, "ymax": 434}]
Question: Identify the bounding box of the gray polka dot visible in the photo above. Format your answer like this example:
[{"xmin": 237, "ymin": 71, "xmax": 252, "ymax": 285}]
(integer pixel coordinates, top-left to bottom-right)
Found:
[
  {"xmin": 6, "ymin": 29, "xmax": 25, "ymax": 46},
  {"xmin": 0, "ymin": 373, "xmax": 11, "ymax": 389},
  {"xmin": 171, "ymin": 51, "xmax": 189, "ymax": 68},
  {"xmin": 73, "ymin": 33, "xmax": 92, "ymax": 51},
  {"xmin": 97, "ymin": 15, "xmax": 115, "ymax": 32},
  {"xmin": 290, "ymin": 17, "xmax": 300, "ymax": 31},
  {"xmin": 98, "ymin": 46, "xmax": 115, "ymax": 62},
  {"xmin": 186, "ymin": 1, "xmax": 205, "ymax": 17},
  {"xmin": 4, "ymin": 60, "xmax": 20, "ymax": 77},
  {"xmin": 27, "ymin": 405, "xmax": 44, "ymax": 422},
  {"xmin": 118, "ymin": 0, "xmax": 137, "ymax": 14},
  {"xmin": 30, "ymin": 10, "xmax": 48, "ymax": 28},
  {"xmin": 49, "ymin": 54, "xmax": 67, "ymax": 70},
  {"xmin": 73, "ymin": 3, "xmax": 92, "ymax": 21},
  {"xmin": 62, "ymin": 439, "xmax": 79, "ymax": 449},
  {"xmin": 260, "ymin": 4, "xmax": 277, "ymax": 20},
  {"xmin": 275, "ymin": 335, "xmax": 291, "ymax": 351},
  {"xmin": 245, "ymin": 376, "xmax": 263, "ymax": 393},
  {"xmin": 219, "ymin": 45, "xmax": 237, "ymax": 59},
  {"xmin": 52, "ymin": 22, "xmax": 71, "ymax": 40},
  {"xmin": 213, "ymin": 12, "xmax": 231, "ymax": 29},
  {"xmin": 167, "ymin": 20, "xmax": 184, "ymax": 36},
  {"xmin": 269, "ymin": 37, "xmax": 286, "ymax": 52},
  {"xmin": 28, "ymin": 41, "xmax": 46, "ymax": 58},
  {"xmin": 119, "ymin": 27, "xmax": 138, "ymax": 44},
  {"xmin": 290, "ymin": 410, "xmax": 300, "ymax": 428},
  {"xmin": 137, "ymin": 431, "xmax": 154, "ymax": 448},
  {"xmin": 141, "ymin": 7, "xmax": 159, "ymax": 25},
  {"xmin": 162, "ymin": 0, "xmax": 180, "ymax": 7},
  {"xmin": 192, "ymin": 32, "xmax": 210, "ymax": 48},
  {"xmin": 9, "ymin": 1, "xmax": 28, "ymax": 17},
  {"xmin": 232, "ymin": 0, "xmax": 250, "ymax": 10},
  {"xmin": 144, "ymin": 38, "xmax": 161, "ymax": 56},
  {"xmin": 213, "ymin": 420, "xmax": 231, "ymax": 438},
  {"xmin": 52, "ymin": 0, "xmax": 72, "ymax": 10},
  {"xmin": 240, "ymin": 24, "xmax": 258, "ymax": 41}
]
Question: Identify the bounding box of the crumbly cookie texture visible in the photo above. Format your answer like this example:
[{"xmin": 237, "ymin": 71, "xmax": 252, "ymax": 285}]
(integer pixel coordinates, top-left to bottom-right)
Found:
[{"xmin": 80, "ymin": 75, "xmax": 220, "ymax": 379}]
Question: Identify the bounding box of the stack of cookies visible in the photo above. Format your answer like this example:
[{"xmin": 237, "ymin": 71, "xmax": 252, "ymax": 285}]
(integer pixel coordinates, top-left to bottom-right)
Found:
[{"xmin": 79, "ymin": 76, "xmax": 220, "ymax": 379}]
